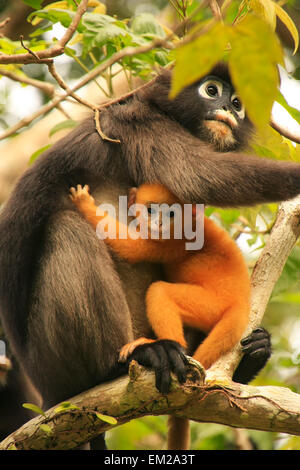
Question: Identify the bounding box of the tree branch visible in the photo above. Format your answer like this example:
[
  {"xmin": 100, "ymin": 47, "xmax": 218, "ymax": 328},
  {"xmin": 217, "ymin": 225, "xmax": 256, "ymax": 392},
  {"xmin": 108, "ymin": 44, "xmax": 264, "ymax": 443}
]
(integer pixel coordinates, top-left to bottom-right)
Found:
[
  {"xmin": 0, "ymin": 359, "xmax": 300, "ymax": 450},
  {"xmin": 1, "ymin": 0, "xmax": 300, "ymax": 144},
  {"xmin": 270, "ymin": 115, "xmax": 300, "ymax": 144},
  {"xmin": 0, "ymin": 68, "xmax": 55, "ymax": 96},
  {"xmin": 206, "ymin": 194, "xmax": 300, "ymax": 382},
  {"xmin": 0, "ymin": 0, "xmax": 89, "ymax": 65},
  {"xmin": 208, "ymin": 0, "xmax": 222, "ymax": 21},
  {"xmin": 47, "ymin": 62, "xmax": 95, "ymax": 109},
  {"xmin": 0, "ymin": 37, "xmax": 174, "ymax": 141}
]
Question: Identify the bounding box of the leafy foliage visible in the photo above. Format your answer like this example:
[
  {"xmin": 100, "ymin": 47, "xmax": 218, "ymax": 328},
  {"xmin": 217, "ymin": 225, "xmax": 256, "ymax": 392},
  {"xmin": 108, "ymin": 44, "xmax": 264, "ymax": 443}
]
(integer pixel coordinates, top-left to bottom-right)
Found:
[
  {"xmin": 171, "ymin": 14, "xmax": 284, "ymax": 130},
  {"xmin": 27, "ymin": 6, "xmax": 170, "ymax": 79},
  {"xmin": 0, "ymin": 0, "xmax": 299, "ymax": 451}
]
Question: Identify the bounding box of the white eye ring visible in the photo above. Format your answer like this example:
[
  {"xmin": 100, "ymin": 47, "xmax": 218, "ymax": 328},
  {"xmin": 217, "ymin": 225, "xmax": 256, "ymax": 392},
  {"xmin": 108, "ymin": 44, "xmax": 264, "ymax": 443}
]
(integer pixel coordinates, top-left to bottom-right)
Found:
[
  {"xmin": 231, "ymin": 93, "xmax": 245, "ymax": 119},
  {"xmin": 198, "ymin": 80, "xmax": 223, "ymax": 99}
]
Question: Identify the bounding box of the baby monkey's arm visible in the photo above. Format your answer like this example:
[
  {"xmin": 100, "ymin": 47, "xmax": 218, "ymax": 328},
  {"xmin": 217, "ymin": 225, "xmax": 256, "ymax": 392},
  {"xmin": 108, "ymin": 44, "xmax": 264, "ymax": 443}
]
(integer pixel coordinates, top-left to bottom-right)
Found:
[{"xmin": 70, "ymin": 185, "xmax": 164, "ymax": 263}]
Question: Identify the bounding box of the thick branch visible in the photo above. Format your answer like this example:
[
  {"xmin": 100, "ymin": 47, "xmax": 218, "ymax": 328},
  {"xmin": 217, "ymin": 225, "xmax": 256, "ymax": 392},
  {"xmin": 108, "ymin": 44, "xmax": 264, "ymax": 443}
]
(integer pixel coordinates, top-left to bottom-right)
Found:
[
  {"xmin": 0, "ymin": 360, "xmax": 299, "ymax": 450},
  {"xmin": 206, "ymin": 194, "xmax": 300, "ymax": 382},
  {"xmin": 270, "ymin": 115, "xmax": 300, "ymax": 144}
]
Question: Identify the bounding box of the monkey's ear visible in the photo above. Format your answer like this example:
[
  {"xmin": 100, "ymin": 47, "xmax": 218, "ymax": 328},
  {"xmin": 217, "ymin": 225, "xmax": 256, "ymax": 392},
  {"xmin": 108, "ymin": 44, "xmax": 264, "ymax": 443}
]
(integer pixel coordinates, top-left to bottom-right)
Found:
[{"xmin": 128, "ymin": 187, "xmax": 138, "ymax": 208}]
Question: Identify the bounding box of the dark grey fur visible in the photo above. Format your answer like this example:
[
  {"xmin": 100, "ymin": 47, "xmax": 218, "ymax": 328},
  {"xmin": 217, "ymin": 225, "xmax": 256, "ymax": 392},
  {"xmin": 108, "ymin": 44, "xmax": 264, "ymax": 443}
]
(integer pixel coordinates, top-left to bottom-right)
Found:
[{"xmin": 0, "ymin": 69, "xmax": 297, "ymax": 415}]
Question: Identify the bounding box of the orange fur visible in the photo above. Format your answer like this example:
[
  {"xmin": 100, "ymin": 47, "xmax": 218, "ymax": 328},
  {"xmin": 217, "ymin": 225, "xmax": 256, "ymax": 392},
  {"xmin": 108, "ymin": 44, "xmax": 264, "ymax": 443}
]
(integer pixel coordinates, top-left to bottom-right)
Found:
[{"xmin": 70, "ymin": 183, "xmax": 250, "ymax": 371}]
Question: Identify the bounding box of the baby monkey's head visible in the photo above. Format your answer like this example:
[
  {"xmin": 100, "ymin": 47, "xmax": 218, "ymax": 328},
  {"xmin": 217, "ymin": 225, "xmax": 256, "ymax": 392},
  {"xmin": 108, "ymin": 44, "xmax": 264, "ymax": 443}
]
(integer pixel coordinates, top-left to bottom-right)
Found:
[{"xmin": 128, "ymin": 183, "xmax": 190, "ymax": 240}]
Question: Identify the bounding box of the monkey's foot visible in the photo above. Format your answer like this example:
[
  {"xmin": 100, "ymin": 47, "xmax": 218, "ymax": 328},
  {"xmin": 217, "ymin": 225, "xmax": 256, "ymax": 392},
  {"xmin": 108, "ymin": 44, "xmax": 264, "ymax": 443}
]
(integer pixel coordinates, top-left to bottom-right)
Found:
[
  {"xmin": 70, "ymin": 184, "xmax": 95, "ymax": 205},
  {"xmin": 119, "ymin": 337, "xmax": 155, "ymax": 363},
  {"xmin": 125, "ymin": 339, "xmax": 189, "ymax": 394}
]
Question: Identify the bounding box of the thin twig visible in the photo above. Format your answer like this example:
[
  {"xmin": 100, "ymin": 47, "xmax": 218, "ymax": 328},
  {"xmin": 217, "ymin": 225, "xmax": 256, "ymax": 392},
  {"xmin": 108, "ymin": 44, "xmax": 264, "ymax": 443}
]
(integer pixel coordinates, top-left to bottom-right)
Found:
[
  {"xmin": 208, "ymin": 0, "xmax": 222, "ymax": 20},
  {"xmin": 58, "ymin": 0, "xmax": 88, "ymax": 48},
  {"xmin": 0, "ymin": 38, "xmax": 173, "ymax": 140},
  {"xmin": 20, "ymin": 35, "xmax": 41, "ymax": 62},
  {"xmin": 47, "ymin": 62, "xmax": 121, "ymax": 140},
  {"xmin": 0, "ymin": 67, "xmax": 55, "ymax": 96},
  {"xmin": 98, "ymin": 76, "xmax": 158, "ymax": 110},
  {"xmin": 47, "ymin": 62, "xmax": 95, "ymax": 110},
  {"xmin": 94, "ymin": 108, "xmax": 121, "ymax": 143}
]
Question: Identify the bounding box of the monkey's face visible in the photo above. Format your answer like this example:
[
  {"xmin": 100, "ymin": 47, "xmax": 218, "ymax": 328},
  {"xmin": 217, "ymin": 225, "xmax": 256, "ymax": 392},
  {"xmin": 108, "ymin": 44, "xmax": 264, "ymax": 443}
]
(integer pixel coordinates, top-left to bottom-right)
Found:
[
  {"xmin": 144, "ymin": 204, "xmax": 177, "ymax": 239},
  {"xmin": 153, "ymin": 67, "xmax": 253, "ymax": 151},
  {"xmin": 195, "ymin": 75, "xmax": 247, "ymax": 151},
  {"xmin": 131, "ymin": 184, "xmax": 181, "ymax": 240}
]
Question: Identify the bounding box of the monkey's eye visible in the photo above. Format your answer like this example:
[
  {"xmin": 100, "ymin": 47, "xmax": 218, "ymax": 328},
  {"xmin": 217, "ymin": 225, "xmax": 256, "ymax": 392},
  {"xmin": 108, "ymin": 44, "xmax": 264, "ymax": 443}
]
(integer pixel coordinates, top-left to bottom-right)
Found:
[
  {"xmin": 232, "ymin": 97, "xmax": 241, "ymax": 111},
  {"xmin": 198, "ymin": 80, "xmax": 223, "ymax": 100},
  {"xmin": 231, "ymin": 93, "xmax": 245, "ymax": 119},
  {"xmin": 206, "ymin": 84, "xmax": 218, "ymax": 97}
]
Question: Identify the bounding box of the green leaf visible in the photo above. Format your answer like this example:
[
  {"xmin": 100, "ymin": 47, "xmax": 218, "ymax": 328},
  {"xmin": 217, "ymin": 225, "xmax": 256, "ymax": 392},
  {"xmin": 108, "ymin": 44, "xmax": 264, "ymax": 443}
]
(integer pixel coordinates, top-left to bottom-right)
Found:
[
  {"xmin": 54, "ymin": 402, "xmax": 80, "ymax": 414},
  {"xmin": 228, "ymin": 14, "xmax": 283, "ymax": 130},
  {"xmin": 28, "ymin": 9, "xmax": 77, "ymax": 30},
  {"xmin": 250, "ymin": 0, "xmax": 276, "ymax": 30},
  {"xmin": 39, "ymin": 424, "xmax": 53, "ymax": 435},
  {"xmin": 131, "ymin": 13, "xmax": 165, "ymax": 38},
  {"xmin": 274, "ymin": 3, "xmax": 299, "ymax": 54},
  {"xmin": 276, "ymin": 92, "xmax": 300, "ymax": 126},
  {"xmin": 80, "ymin": 14, "xmax": 132, "ymax": 54},
  {"xmin": 29, "ymin": 25, "xmax": 53, "ymax": 38},
  {"xmin": 273, "ymin": 292, "xmax": 300, "ymax": 304},
  {"xmin": 7, "ymin": 444, "xmax": 17, "ymax": 450},
  {"xmin": 29, "ymin": 144, "xmax": 51, "ymax": 165},
  {"xmin": 23, "ymin": 0, "xmax": 44, "ymax": 9},
  {"xmin": 215, "ymin": 208, "xmax": 241, "ymax": 226},
  {"xmin": 205, "ymin": 207, "xmax": 215, "ymax": 217},
  {"xmin": 95, "ymin": 413, "xmax": 117, "ymax": 425},
  {"xmin": 0, "ymin": 38, "xmax": 23, "ymax": 55},
  {"xmin": 22, "ymin": 403, "xmax": 45, "ymax": 416},
  {"xmin": 170, "ymin": 22, "xmax": 230, "ymax": 98},
  {"xmin": 49, "ymin": 119, "xmax": 77, "ymax": 137},
  {"xmin": 85, "ymin": 24, "xmax": 128, "ymax": 48},
  {"xmin": 252, "ymin": 144, "xmax": 278, "ymax": 160},
  {"xmin": 81, "ymin": 13, "xmax": 117, "ymax": 32}
]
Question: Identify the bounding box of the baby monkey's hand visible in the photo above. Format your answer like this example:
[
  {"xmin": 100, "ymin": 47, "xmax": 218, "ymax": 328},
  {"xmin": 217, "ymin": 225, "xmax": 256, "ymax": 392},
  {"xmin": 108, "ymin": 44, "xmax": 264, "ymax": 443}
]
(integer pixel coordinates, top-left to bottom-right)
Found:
[{"xmin": 70, "ymin": 184, "xmax": 95, "ymax": 205}]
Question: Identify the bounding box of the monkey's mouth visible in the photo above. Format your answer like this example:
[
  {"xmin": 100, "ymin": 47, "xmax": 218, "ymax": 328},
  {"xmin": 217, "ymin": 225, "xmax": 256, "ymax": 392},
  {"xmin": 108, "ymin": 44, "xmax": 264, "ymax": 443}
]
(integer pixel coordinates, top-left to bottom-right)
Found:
[
  {"xmin": 202, "ymin": 116, "xmax": 237, "ymax": 150},
  {"xmin": 205, "ymin": 110, "xmax": 238, "ymax": 130}
]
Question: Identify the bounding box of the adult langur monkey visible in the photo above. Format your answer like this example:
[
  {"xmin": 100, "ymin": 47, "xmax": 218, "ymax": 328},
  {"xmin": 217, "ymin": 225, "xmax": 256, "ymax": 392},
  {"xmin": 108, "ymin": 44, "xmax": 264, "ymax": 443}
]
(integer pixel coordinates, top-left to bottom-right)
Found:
[{"xmin": 2, "ymin": 64, "xmax": 298, "ymax": 449}]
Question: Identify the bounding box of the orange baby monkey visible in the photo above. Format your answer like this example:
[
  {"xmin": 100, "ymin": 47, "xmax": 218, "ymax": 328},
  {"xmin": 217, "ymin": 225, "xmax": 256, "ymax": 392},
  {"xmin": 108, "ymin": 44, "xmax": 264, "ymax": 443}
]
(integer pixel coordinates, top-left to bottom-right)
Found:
[{"xmin": 70, "ymin": 183, "xmax": 250, "ymax": 372}]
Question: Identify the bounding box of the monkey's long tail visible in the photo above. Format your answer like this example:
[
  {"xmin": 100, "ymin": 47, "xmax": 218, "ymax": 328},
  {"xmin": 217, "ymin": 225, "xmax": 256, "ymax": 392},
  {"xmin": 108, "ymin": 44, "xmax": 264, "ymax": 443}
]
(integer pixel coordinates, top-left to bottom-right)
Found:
[{"xmin": 167, "ymin": 416, "xmax": 190, "ymax": 450}]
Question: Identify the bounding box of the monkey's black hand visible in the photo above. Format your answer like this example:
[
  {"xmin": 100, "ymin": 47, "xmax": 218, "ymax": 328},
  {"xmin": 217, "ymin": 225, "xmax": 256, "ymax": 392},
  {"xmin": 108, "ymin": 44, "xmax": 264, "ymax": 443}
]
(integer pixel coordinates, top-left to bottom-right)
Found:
[
  {"xmin": 126, "ymin": 339, "xmax": 189, "ymax": 395},
  {"xmin": 233, "ymin": 327, "xmax": 272, "ymax": 384}
]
